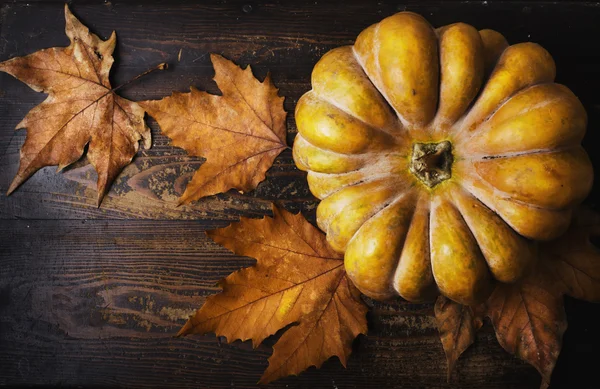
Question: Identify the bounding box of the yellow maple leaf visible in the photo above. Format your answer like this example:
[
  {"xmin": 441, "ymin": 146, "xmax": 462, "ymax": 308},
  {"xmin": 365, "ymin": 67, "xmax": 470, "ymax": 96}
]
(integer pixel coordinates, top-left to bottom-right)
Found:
[
  {"xmin": 141, "ymin": 55, "xmax": 288, "ymax": 205},
  {"xmin": 178, "ymin": 205, "xmax": 368, "ymax": 383}
]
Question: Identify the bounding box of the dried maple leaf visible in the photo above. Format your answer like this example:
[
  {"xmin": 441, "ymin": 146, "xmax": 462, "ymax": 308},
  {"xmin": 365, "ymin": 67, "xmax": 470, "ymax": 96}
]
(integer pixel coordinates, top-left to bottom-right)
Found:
[
  {"xmin": 486, "ymin": 266, "xmax": 567, "ymax": 389},
  {"xmin": 436, "ymin": 206, "xmax": 600, "ymax": 388},
  {"xmin": 434, "ymin": 296, "xmax": 484, "ymax": 381},
  {"xmin": 141, "ymin": 55, "xmax": 288, "ymax": 205},
  {"xmin": 177, "ymin": 205, "xmax": 368, "ymax": 384},
  {"xmin": 0, "ymin": 5, "xmax": 162, "ymax": 205},
  {"xmin": 542, "ymin": 207, "xmax": 600, "ymax": 302}
]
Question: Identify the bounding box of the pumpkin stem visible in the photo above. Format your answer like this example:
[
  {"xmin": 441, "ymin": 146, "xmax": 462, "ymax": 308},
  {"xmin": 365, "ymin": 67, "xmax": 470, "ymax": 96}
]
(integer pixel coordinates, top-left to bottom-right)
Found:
[{"xmin": 410, "ymin": 141, "xmax": 453, "ymax": 188}]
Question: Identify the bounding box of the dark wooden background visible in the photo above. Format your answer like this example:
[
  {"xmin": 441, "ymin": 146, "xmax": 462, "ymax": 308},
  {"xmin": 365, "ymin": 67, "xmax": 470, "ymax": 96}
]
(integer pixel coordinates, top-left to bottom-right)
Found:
[{"xmin": 1, "ymin": 1, "xmax": 600, "ymax": 388}]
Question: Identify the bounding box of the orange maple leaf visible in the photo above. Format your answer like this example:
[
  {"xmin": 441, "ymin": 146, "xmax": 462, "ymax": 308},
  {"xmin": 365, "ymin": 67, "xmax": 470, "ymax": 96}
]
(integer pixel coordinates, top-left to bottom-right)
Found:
[
  {"xmin": 178, "ymin": 205, "xmax": 368, "ymax": 383},
  {"xmin": 141, "ymin": 55, "xmax": 288, "ymax": 205},
  {"xmin": 0, "ymin": 5, "xmax": 160, "ymax": 205}
]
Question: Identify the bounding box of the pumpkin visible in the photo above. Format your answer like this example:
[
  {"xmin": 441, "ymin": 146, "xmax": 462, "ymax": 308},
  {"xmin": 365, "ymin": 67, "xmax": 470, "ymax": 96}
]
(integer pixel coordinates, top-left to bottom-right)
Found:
[{"xmin": 292, "ymin": 12, "xmax": 593, "ymax": 305}]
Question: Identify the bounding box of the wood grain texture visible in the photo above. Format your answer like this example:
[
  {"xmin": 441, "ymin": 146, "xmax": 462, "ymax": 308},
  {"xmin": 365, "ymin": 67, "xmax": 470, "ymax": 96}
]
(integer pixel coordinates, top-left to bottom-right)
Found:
[{"xmin": 1, "ymin": 1, "xmax": 600, "ymax": 388}]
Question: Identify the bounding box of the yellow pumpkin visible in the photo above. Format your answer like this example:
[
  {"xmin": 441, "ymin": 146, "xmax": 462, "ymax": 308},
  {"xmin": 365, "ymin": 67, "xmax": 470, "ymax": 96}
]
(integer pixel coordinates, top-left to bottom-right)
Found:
[{"xmin": 293, "ymin": 12, "xmax": 593, "ymax": 305}]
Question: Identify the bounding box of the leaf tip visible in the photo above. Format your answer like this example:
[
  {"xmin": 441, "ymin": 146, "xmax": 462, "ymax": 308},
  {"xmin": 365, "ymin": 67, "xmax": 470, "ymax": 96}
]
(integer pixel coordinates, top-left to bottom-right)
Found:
[
  {"xmin": 63, "ymin": 3, "xmax": 77, "ymax": 25},
  {"xmin": 209, "ymin": 53, "xmax": 224, "ymax": 63},
  {"xmin": 96, "ymin": 194, "xmax": 104, "ymax": 208},
  {"xmin": 106, "ymin": 31, "xmax": 117, "ymax": 49},
  {"xmin": 176, "ymin": 318, "xmax": 194, "ymax": 338},
  {"xmin": 7, "ymin": 176, "xmax": 23, "ymax": 196},
  {"xmin": 257, "ymin": 371, "xmax": 276, "ymax": 386},
  {"xmin": 177, "ymin": 191, "xmax": 194, "ymax": 207}
]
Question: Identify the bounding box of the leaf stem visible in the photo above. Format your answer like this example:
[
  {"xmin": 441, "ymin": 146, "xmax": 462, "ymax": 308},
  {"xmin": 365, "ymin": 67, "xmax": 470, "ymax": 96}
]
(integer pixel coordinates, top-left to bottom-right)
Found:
[{"xmin": 111, "ymin": 62, "xmax": 168, "ymax": 93}]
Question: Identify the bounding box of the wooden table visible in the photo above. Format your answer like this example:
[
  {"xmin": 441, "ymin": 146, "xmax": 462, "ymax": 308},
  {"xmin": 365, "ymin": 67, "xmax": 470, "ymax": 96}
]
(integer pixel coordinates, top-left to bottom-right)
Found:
[{"xmin": 1, "ymin": 1, "xmax": 599, "ymax": 388}]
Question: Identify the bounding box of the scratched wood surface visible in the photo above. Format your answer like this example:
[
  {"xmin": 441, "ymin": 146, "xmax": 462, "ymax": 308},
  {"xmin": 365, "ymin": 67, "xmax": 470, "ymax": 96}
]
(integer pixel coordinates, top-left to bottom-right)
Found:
[{"xmin": 1, "ymin": 1, "xmax": 600, "ymax": 388}]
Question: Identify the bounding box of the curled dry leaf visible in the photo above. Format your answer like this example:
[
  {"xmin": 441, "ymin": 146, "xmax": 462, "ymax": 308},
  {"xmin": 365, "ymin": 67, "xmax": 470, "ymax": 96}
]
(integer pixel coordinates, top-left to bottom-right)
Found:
[
  {"xmin": 141, "ymin": 55, "xmax": 288, "ymax": 205},
  {"xmin": 437, "ymin": 206, "xmax": 600, "ymax": 388},
  {"xmin": 0, "ymin": 5, "xmax": 160, "ymax": 205},
  {"xmin": 434, "ymin": 296, "xmax": 484, "ymax": 381},
  {"xmin": 177, "ymin": 205, "xmax": 367, "ymax": 384},
  {"xmin": 486, "ymin": 207, "xmax": 600, "ymax": 388},
  {"xmin": 542, "ymin": 206, "xmax": 600, "ymax": 302},
  {"xmin": 486, "ymin": 266, "xmax": 567, "ymax": 389}
]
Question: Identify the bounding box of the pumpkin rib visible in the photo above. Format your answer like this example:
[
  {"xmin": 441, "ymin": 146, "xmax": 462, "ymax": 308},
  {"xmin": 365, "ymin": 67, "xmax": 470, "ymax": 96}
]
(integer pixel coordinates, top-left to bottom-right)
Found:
[
  {"xmin": 351, "ymin": 25, "xmax": 407, "ymax": 126},
  {"xmin": 455, "ymin": 83, "xmax": 556, "ymax": 148},
  {"xmin": 374, "ymin": 12, "xmax": 439, "ymax": 129},
  {"xmin": 478, "ymin": 29, "xmax": 509, "ymax": 75},
  {"xmin": 472, "ymin": 147, "xmax": 593, "ymax": 210},
  {"xmin": 393, "ymin": 193, "xmax": 438, "ymax": 302},
  {"xmin": 317, "ymin": 179, "xmax": 410, "ymax": 252},
  {"xmin": 431, "ymin": 22, "xmax": 485, "ymax": 136},
  {"xmin": 457, "ymin": 83, "xmax": 587, "ymax": 156},
  {"xmin": 307, "ymin": 154, "xmax": 411, "ymax": 200},
  {"xmin": 308, "ymin": 171, "xmax": 393, "ymax": 201},
  {"xmin": 456, "ymin": 149, "xmax": 592, "ymax": 211},
  {"xmin": 429, "ymin": 194, "xmax": 494, "ymax": 305},
  {"xmin": 347, "ymin": 189, "xmax": 416, "ymax": 244},
  {"xmin": 458, "ymin": 161, "xmax": 563, "ymax": 211},
  {"xmin": 352, "ymin": 15, "xmax": 439, "ymax": 131},
  {"xmin": 292, "ymin": 134, "xmax": 369, "ymax": 173},
  {"xmin": 312, "ymin": 90, "xmax": 407, "ymax": 140},
  {"xmin": 459, "ymin": 173, "xmax": 572, "ymax": 240},
  {"xmin": 484, "ymin": 85, "xmax": 565, "ymax": 128},
  {"xmin": 450, "ymin": 184, "xmax": 536, "ymax": 283},
  {"xmin": 452, "ymin": 78, "xmax": 554, "ymax": 144},
  {"xmin": 434, "ymin": 28, "xmax": 506, "ymax": 142},
  {"xmin": 463, "ymin": 169, "xmax": 573, "ymax": 212},
  {"xmin": 311, "ymin": 46, "xmax": 399, "ymax": 132},
  {"xmin": 295, "ymin": 91, "xmax": 397, "ymax": 154},
  {"xmin": 344, "ymin": 189, "xmax": 418, "ymax": 299},
  {"xmin": 453, "ymin": 42, "xmax": 556, "ymax": 140}
]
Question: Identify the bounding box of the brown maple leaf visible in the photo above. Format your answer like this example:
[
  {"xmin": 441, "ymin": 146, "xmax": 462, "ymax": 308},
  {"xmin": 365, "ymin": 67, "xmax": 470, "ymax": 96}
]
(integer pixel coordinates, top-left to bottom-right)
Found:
[
  {"xmin": 436, "ymin": 206, "xmax": 600, "ymax": 388},
  {"xmin": 141, "ymin": 55, "xmax": 288, "ymax": 205},
  {"xmin": 434, "ymin": 296, "xmax": 484, "ymax": 381},
  {"xmin": 0, "ymin": 5, "xmax": 163, "ymax": 205},
  {"xmin": 485, "ymin": 207, "xmax": 600, "ymax": 388},
  {"xmin": 177, "ymin": 205, "xmax": 368, "ymax": 384},
  {"xmin": 486, "ymin": 265, "xmax": 567, "ymax": 389},
  {"xmin": 542, "ymin": 207, "xmax": 600, "ymax": 302}
]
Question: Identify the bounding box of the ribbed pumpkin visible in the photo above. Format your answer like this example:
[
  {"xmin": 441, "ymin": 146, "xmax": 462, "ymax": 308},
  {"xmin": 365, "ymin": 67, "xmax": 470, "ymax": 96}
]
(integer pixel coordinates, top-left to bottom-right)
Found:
[{"xmin": 293, "ymin": 12, "xmax": 593, "ymax": 304}]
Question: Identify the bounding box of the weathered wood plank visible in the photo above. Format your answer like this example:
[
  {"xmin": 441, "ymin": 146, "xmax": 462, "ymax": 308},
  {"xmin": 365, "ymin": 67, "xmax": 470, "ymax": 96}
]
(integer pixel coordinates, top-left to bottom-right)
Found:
[
  {"xmin": 0, "ymin": 219, "xmax": 549, "ymax": 388},
  {"xmin": 1, "ymin": 1, "xmax": 600, "ymax": 388},
  {"xmin": 0, "ymin": 143, "xmax": 316, "ymax": 221},
  {"xmin": 1, "ymin": 1, "xmax": 600, "ymax": 219},
  {"xmin": 1, "ymin": 220, "xmax": 599, "ymax": 388}
]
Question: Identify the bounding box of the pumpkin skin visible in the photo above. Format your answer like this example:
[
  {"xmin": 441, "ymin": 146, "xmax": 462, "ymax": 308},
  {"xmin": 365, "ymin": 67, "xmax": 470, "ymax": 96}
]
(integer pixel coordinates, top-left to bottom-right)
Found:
[{"xmin": 293, "ymin": 12, "xmax": 594, "ymax": 305}]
